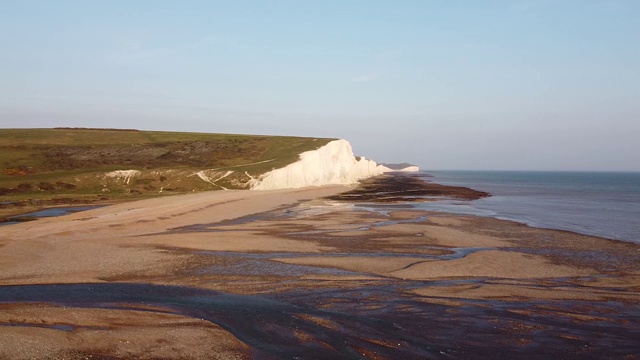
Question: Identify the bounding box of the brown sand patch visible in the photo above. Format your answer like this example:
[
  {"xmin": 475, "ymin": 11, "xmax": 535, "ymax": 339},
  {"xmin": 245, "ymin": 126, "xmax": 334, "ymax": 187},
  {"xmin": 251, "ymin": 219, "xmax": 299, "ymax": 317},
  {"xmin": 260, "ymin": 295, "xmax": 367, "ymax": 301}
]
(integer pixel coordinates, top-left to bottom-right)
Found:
[
  {"xmin": 299, "ymin": 274, "xmax": 383, "ymax": 281},
  {"xmin": 327, "ymin": 230, "xmax": 377, "ymax": 237},
  {"xmin": 140, "ymin": 232, "xmax": 333, "ymax": 253},
  {"xmin": 424, "ymin": 215, "xmax": 467, "ymax": 227},
  {"xmin": 0, "ymin": 186, "xmax": 348, "ymax": 240},
  {"xmin": 390, "ymin": 250, "xmax": 595, "ymax": 280},
  {"xmin": 377, "ymin": 223, "xmax": 511, "ymax": 248},
  {"xmin": 289, "ymin": 212, "xmax": 383, "ymax": 230},
  {"xmin": 0, "ymin": 304, "xmax": 249, "ymax": 360},
  {"xmin": 0, "ymin": 186, "xmax": 347, "ymax": 285},
  {"xmin": 294, "ymin": 313, "xmax": 341, "ymax": 331},
  {"xmin": 387, "ymin": 210, "xmax": 430, "ymax": 220},
  {"xmin": 577, "ymin": 274, "xmax": 640, "ymax": 289},
  {"xmin": 0, "ymin": 241, "xmax": 181, "ymax": 285},
  {"xmin": 273, "ymin": 256, "xmax": 428, "ymax": 276},
  {"xmin": 411, "ymin": 282, "xmax": 640, "ymax": 302}
]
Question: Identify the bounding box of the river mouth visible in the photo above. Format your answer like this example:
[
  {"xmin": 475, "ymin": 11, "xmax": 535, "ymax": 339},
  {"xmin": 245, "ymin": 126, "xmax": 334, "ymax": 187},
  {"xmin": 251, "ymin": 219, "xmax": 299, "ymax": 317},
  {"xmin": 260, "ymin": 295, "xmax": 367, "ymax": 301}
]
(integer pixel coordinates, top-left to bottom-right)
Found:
[{"xmin": 1, "ymin": 282, "xmax": 637, "ymax": 359}]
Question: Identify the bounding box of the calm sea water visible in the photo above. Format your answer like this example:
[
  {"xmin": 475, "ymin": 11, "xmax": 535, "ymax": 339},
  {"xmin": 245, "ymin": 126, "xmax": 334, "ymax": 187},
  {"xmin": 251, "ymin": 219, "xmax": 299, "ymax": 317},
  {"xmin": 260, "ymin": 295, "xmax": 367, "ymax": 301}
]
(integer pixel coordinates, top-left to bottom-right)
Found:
[{"xmin": 415, "ymin": 171, "xmax": 640, "ymax": 244}]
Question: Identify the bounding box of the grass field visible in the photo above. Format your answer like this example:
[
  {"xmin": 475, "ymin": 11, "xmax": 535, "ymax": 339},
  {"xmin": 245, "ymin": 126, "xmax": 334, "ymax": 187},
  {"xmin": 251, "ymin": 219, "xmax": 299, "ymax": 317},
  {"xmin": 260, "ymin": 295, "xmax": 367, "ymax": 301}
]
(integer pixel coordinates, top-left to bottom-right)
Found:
[{"xmin": 0, "ymin": 128, "xmax": 335, "ymax": 218}]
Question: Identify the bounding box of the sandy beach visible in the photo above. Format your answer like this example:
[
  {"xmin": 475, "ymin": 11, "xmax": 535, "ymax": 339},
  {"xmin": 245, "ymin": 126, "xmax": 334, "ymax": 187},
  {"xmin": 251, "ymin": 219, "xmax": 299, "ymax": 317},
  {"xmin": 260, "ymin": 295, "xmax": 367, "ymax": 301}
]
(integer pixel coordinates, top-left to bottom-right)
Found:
[{"xmin": 0, "ymin": 176, "xmax": 639, "ymax": 359}]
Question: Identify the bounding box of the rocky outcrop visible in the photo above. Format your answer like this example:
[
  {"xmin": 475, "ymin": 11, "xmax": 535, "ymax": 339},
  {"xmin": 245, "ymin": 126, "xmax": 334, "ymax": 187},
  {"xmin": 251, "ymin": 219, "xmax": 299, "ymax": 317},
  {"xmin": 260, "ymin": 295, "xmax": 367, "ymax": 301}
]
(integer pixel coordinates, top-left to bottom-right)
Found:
[
  {"xmin": 381, "ymin": 163, "xmax": 420, "ymax": 172},
  {"xmin": 251, "ymin": 140, "xmax": 391, "ymax": 190}
]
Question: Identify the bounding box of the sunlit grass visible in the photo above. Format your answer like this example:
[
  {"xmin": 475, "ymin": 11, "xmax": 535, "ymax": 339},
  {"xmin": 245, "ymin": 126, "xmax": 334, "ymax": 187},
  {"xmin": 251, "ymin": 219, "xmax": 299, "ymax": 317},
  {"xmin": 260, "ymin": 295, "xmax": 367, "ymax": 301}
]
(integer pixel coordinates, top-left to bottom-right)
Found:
[{"xmin": 0, "ymin": 128, "xmax": 336, "ymax": 202}]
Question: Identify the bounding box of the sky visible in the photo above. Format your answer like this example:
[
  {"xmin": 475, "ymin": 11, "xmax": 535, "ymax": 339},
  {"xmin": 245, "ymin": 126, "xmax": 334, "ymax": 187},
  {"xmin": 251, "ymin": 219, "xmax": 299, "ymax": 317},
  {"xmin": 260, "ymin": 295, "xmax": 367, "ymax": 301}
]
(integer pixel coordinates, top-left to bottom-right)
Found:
[{"xmin": 1, "ymin": 0, "xmax": 638, "ymax": 171}]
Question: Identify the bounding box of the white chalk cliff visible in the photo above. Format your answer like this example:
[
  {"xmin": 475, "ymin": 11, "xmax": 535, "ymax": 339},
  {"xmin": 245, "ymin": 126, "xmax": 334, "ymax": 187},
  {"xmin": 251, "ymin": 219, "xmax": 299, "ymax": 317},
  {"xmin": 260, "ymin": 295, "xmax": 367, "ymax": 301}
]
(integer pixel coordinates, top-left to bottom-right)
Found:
[
  {"xmin": 384, "ymin": 164, "xmax": 420, "ymax": 172},
  {"xmin": 398, "ymin": 165, "xmax": 420, "ymax": 172},
  {"xmin": 250, "ymin": 139, "xmax": 392, "ymax": 190}
]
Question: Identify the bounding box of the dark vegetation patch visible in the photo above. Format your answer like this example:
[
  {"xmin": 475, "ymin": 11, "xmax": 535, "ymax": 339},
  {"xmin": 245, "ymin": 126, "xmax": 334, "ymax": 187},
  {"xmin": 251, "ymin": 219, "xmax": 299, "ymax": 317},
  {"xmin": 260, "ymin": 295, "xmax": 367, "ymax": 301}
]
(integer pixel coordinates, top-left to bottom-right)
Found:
[
  {"xmin": 327, "ymin": 172, "xmax": 490, "ymax": 202},
  {"xmin": 3, "ymin": 166, "xmax": 36, "ymax": 176}
]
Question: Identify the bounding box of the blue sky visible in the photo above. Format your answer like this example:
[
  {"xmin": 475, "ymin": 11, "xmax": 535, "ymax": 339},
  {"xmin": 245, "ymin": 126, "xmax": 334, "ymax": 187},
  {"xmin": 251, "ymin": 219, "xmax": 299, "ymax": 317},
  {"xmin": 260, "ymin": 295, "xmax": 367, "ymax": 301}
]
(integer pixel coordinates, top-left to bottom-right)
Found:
[{"xmin": 1, "ymin": 0, "xmax": 638, "ymax": 171}]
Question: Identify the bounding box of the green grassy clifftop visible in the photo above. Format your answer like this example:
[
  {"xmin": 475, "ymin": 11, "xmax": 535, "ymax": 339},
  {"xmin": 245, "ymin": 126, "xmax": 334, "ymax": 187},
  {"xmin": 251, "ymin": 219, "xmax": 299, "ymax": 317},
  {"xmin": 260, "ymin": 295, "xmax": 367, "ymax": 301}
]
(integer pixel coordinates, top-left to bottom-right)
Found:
[{"xmin": 0, "ymin": 128, "xmax": 335, "ymax": 215}]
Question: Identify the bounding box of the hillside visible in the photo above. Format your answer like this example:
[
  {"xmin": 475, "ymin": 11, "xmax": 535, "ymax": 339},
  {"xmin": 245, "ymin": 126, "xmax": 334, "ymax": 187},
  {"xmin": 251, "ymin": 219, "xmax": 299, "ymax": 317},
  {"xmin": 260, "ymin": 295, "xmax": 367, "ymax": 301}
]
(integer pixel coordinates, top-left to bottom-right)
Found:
[{"xmin": 0, "ymin": 128, "xmax": 336, "ymax": 216}]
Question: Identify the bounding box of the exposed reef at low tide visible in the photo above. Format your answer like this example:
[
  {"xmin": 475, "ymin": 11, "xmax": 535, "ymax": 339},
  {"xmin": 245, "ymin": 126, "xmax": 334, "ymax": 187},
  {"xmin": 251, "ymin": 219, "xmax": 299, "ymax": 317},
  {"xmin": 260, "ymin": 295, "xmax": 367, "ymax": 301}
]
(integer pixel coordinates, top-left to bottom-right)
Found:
[{"xmin": 326, "ymin": 172, "xmax": 490, "ymax": 202}]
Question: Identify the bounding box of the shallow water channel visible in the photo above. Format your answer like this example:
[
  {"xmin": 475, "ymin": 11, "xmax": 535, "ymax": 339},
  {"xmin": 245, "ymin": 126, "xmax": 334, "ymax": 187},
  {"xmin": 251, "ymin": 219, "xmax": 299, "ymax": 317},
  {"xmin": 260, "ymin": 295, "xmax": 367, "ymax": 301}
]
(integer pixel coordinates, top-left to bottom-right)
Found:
[{"xmin": 1, "ymin": 282, "xmax": 637, "ymax": 359}]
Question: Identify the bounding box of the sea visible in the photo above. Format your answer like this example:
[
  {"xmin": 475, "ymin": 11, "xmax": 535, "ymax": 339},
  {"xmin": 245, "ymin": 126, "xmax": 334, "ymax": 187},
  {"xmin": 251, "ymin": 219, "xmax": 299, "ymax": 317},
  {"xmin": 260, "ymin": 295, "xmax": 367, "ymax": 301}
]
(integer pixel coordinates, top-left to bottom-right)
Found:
[{"xmin": 414, "ymin": 171, "xmax": 640, "ymax": 244}]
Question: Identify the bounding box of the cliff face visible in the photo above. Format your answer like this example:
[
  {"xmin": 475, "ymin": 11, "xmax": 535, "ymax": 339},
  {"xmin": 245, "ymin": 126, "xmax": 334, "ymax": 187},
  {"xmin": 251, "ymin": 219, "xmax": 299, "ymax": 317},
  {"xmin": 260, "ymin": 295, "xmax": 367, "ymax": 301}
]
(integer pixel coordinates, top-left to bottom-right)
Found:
[{"xmin": 250, "ymin": 139, "xmax": 390, "ymax": 190}]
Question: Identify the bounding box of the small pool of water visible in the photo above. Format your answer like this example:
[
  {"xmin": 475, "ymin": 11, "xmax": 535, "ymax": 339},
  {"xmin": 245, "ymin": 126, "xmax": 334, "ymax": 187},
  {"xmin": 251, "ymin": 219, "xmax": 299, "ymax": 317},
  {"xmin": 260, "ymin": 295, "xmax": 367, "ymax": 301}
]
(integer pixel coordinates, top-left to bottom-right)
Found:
[{"xmin": 0, "ymin": 206, "xmax": 102, "ymax": 226}]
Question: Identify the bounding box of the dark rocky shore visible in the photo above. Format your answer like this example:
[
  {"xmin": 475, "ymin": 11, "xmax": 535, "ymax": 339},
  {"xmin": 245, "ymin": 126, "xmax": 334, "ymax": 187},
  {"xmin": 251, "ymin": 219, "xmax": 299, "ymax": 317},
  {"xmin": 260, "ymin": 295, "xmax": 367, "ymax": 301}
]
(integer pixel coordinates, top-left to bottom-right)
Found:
[{"xmin": 327, "ymin": 172, "xmax": 490, "ymax": 202}]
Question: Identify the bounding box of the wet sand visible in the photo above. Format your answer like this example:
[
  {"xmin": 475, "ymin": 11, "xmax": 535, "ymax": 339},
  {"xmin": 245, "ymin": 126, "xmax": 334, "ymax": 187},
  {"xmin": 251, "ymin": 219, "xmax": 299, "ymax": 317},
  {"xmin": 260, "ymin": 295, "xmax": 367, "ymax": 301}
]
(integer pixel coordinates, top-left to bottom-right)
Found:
[{"xmin": 0, "ymin": 174, "xmax": 638, "ymax": 359}]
